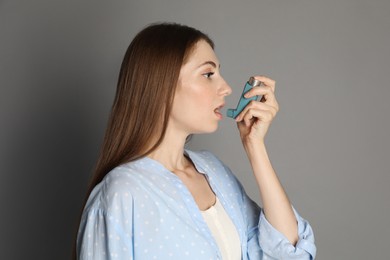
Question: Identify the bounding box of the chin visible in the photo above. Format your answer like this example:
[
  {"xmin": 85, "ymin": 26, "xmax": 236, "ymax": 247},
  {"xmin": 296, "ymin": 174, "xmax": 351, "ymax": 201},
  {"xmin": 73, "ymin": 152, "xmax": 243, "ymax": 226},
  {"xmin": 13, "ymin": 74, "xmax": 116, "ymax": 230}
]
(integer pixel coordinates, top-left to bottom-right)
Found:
[
  {"xmin": 188, "ymin": 119, "xmax": 219, "ymax": 134},
  {"xmin": 196, "ymin": 124, "xmax": 219, "ymax": 134}
]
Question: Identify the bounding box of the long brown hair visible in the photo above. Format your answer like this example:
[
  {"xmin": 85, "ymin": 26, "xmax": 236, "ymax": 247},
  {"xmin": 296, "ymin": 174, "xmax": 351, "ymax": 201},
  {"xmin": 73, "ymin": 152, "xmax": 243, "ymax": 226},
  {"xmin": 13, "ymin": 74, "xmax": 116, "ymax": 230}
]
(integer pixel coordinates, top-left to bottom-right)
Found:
[
  {"xmin": 73, "ymin": 22, "xmax": 213, "ymax": 259},
  {"xmin": 89, "ymin": 23, "xmax": 213, "ymax": 194}
]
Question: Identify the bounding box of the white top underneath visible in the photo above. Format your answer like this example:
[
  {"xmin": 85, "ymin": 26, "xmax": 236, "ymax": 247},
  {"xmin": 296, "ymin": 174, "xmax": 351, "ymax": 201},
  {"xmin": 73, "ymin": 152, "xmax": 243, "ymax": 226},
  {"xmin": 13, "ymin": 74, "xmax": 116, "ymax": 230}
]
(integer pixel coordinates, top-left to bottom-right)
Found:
[{"xmin": 201, "ymin": 197, "xmax": 242, "ymax": 260}]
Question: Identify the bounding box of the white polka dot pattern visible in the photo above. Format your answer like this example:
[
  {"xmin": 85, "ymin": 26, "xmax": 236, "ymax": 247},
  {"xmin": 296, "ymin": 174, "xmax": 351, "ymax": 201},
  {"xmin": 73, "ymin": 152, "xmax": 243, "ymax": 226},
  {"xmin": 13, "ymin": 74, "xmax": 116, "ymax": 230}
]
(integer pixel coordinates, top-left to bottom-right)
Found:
[{"xmin": 77, "ymin": 150, "xmax": 316, "ymax": 259}]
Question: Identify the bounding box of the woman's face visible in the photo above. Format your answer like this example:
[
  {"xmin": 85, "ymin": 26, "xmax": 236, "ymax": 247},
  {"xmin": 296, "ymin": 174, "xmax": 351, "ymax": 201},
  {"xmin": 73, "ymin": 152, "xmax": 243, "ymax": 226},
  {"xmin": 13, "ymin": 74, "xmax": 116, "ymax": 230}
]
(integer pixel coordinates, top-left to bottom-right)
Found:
[{"xmin": 169, "ymin": 40, "xmax": 232, "ymax": 135}]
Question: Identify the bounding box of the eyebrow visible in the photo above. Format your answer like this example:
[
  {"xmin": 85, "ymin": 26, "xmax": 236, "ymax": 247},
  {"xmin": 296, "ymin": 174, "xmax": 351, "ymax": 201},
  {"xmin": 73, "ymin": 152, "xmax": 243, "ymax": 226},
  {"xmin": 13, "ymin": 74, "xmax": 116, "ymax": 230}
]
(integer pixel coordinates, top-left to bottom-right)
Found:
[{"xmin": 197, "ymin": 61, "xmax": 220, "ymax": 69}]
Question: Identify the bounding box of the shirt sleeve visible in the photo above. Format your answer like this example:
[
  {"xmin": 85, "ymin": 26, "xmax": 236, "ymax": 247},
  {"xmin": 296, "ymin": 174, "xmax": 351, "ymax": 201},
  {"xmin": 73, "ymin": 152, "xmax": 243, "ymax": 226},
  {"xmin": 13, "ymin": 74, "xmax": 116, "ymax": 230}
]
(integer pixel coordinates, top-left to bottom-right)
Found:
[
  {"xmin": 242, "ymin": 186, "xmax": 317, "ymax": 259},
  {"xmin": 214, "ymin": 155, "xmax": 316, "ymax": 260},
  {"xmin": 76, "ymin": 189, "xmax": 135, "ymax": 260}
]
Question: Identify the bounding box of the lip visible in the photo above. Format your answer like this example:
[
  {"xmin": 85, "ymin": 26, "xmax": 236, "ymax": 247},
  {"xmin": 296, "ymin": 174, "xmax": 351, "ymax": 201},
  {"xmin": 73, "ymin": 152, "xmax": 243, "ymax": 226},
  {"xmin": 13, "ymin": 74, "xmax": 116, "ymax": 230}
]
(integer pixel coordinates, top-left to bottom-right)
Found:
[
  {"xmin": 214, "ymin": 103, "xmax": 225, "ymax": 119},
  {"xmin": 216, "ymin": 103, "xmax": 225, "ymax": 110}
]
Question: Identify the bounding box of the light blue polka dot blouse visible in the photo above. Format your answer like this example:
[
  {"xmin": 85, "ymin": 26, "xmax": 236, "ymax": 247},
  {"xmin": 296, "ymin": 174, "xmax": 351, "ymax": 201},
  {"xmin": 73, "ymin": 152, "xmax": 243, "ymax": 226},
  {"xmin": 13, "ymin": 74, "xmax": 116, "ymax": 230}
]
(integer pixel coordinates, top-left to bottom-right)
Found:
[{"xmin": 77, "ymin": 150, "xmax": 316, "ymax": 259}]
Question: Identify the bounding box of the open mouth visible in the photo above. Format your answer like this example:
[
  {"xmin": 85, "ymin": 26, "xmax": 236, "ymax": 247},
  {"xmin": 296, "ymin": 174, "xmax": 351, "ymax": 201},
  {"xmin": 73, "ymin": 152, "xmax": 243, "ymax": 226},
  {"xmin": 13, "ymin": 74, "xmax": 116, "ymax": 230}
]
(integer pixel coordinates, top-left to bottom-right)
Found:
[{"xmin": 214, "ymin": 104, "xmax": 225, "ymax": 118}]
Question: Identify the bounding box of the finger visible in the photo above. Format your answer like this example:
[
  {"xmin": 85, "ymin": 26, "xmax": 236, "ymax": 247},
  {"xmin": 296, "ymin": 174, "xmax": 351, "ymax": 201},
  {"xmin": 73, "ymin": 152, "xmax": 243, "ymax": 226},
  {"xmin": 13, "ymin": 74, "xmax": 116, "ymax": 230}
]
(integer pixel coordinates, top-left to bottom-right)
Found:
[
  {"xmin": 235, "ymin": 100, "xmax": 278, "ymax": 122},
  {"xmin": 253, "ymin": 76, "xmax": 276, "ymax": 92},
  {"xmin": 237, "ymin": 100, "xmax": 278, "ymax": 121},
  {"xmin": 242, "ymin": 108, "xmax": 275, "ymax": 127},
  {"xmin": 244, "ymin": 85, "xmax": 275, "ymax": 102},
  {"xmin": 244, "ymin": 87, "xmax": 279, "ymax": 110}
]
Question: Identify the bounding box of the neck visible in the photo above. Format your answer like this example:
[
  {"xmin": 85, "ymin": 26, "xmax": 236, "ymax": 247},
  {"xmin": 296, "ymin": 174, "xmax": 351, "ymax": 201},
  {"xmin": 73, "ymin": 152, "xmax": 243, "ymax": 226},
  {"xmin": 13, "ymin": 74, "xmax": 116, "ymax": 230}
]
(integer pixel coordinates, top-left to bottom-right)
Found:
[{"xmin": 147, "ymin": 125, "xmax": 190, "ymax": 172}]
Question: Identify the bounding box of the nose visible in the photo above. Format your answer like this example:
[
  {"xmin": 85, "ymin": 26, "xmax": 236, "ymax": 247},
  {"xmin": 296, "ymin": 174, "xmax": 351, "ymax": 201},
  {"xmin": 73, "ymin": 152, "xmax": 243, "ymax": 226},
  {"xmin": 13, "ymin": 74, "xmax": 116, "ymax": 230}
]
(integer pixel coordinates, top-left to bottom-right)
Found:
[{"xmin": 220, "ymin": 78, "xmax": 232, "ymax": 96}]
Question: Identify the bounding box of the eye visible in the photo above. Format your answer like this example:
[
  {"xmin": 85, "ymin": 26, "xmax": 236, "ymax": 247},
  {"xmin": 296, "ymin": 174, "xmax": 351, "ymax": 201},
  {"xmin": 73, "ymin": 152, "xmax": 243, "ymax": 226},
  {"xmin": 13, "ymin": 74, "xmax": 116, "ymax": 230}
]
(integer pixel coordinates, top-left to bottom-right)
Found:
[{"xmin": 202, "ymin": 72, "xmax": 214, "ymax": 78}]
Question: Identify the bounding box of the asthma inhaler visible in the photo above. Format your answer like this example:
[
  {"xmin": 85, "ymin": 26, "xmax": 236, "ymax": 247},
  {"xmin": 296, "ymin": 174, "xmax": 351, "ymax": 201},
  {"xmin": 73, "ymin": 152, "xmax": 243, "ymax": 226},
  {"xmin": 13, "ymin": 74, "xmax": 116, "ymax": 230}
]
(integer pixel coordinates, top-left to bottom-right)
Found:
[{"xmin": 227, "ymin": 76, "xmax": 262, "ymax": 119}]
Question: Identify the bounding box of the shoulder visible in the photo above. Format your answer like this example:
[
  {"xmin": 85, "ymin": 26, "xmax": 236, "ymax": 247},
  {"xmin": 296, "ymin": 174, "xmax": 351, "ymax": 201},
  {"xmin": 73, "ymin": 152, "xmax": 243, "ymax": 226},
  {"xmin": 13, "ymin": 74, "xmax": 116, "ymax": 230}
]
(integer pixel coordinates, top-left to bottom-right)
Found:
[{"xmin": 83, "ymin": 160, "xmax": 149, "ymax": 213}]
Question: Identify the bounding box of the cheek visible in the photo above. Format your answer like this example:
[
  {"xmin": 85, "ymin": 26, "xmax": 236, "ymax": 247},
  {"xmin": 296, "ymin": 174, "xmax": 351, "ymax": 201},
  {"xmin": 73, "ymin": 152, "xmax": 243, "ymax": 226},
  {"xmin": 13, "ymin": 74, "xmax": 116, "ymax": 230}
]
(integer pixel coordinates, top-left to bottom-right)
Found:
[
  {"xmin": 178, "ymin": 91, "xmax": 202, "ymax": 106},
  {"xmin": 176, "ymin": 81, "xmax": 214, "ymax": 112},
  {"xmin": 191, "ymin": 87, "xmax": 214, "ymax": 104}
]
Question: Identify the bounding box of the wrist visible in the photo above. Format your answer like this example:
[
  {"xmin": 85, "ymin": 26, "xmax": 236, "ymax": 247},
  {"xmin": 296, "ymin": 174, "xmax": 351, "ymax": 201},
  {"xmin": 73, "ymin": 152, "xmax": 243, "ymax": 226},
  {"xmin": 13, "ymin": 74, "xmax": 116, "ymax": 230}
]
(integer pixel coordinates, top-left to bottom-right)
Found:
[
  {"xmin": 243, "ymin": 140, "xmax": 268, "ymax": 161},
  {"xmin": 242, "ymin": 138, "xmax": 266, "ymax": 152}
]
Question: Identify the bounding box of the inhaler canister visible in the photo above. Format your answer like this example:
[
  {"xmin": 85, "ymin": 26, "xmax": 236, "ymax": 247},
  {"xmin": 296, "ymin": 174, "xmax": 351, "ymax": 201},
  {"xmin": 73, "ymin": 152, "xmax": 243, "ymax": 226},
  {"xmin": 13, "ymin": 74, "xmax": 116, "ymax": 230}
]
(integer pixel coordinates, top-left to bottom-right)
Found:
[{"xmin": 226, "ymin": 77, "xmax": 262, "ymax": 119}]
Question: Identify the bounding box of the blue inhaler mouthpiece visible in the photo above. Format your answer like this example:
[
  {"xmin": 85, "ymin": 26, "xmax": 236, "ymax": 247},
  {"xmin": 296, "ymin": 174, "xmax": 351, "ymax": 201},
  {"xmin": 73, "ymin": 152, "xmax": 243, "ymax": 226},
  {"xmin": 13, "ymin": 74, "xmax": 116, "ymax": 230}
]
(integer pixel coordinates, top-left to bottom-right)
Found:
[{"xmin": 227, "ymin": 77, "xmax": 262, "ymax": 119}]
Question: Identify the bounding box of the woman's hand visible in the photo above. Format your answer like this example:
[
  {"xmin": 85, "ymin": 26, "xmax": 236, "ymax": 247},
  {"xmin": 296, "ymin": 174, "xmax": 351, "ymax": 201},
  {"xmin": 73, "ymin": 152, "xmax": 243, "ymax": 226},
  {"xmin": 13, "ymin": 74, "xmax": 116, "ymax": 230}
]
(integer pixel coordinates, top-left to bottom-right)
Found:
[
  {"xmin": 235, "ymin": 77, "xmax": 298, "ymax": 244},
  {"xmin": 235, "ymin": 76, "xmax": 279, "ymax": 146}
]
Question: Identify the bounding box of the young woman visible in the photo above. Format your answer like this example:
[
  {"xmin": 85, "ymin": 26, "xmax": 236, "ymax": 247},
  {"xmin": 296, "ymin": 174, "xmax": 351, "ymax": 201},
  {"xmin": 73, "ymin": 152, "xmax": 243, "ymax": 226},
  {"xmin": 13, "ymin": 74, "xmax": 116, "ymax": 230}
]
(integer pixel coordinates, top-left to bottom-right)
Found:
[{"xmin": 76, "ymin": 23, "xmax": 316, "ymax": 259}]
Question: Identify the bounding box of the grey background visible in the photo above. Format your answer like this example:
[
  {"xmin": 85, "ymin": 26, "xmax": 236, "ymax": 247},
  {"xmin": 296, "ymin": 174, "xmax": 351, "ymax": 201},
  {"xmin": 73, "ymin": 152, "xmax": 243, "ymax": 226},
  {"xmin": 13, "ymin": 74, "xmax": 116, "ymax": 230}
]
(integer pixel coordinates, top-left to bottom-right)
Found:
[{"xmin": 1, "ymin": 0, "xmax": 389, "ymax": 259}]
